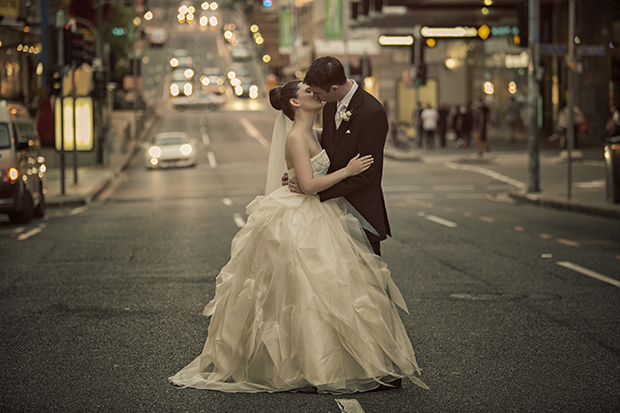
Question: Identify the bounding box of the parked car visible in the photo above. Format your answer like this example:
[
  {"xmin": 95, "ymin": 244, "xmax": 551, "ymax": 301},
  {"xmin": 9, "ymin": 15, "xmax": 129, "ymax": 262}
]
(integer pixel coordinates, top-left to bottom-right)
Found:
[
  {"xmin": 170, "ymin": 71, "xmax": 193, "ymax": 97},
  {"xmin": 144, "ymin": 132, "xmax": 196, "ymax": 169},
  {"xmin": 0, "ymin": 100, "xmax": 46, "ymax": 223}
]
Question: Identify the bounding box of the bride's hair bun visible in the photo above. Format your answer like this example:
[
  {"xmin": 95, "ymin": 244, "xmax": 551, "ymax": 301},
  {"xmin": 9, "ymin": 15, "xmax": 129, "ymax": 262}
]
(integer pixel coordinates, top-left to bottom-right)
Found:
[
  {"xmin": 269, "ymin": 86, "xmax": 284, "ymax": 111},
  {"xmin": 269, "ymin": 80, "xmax": 301, "ymax": 121}
]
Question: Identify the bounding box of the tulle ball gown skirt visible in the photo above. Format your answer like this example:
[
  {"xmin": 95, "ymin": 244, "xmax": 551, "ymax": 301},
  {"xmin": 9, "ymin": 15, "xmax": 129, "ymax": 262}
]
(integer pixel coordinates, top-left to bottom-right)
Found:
[{"xmin": 169, "ymin": 187, "xmax": 428, "ymax": 394}]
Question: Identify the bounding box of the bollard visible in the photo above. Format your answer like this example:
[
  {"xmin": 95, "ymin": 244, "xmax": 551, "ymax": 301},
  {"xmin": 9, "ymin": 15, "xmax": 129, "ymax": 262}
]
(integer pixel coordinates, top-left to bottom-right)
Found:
[{"xmin": 604, "ymin": 142, "xmax": 620, "ymax": 204}]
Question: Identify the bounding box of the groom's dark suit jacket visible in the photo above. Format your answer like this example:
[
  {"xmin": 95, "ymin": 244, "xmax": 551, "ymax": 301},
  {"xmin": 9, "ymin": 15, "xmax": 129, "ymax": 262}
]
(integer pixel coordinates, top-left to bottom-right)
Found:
[{"xmin": 318, "ymin": 86, "xmax": 391, "ymax": 244}]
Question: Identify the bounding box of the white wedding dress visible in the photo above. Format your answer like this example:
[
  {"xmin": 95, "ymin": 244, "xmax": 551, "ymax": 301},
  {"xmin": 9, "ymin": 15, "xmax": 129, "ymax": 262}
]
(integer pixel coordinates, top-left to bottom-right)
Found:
[{"xmin": 169, "ymin": 149, "xmax": 427, "ymax": 394}]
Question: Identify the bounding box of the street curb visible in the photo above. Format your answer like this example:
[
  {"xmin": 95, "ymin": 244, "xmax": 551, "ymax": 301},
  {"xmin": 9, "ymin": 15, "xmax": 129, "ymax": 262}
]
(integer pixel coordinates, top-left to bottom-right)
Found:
[
  {"xmin": 508, "ymin": 191, "xmax": 620, "ymax": 220},
  {"xmin": 45, "ymin": 113, "xmax": 162, "ymax": 208}
]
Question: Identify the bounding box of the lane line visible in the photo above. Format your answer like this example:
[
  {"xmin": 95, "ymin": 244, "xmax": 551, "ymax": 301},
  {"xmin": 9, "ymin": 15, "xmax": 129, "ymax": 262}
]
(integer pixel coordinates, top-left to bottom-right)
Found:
[
  {"xmin": 207, "ymin": 151, "xmax": 217, "ymax": 169},
  {"xmin": 222, "ymin": 198, "xmax": 233, "ymax": 206},
  {"xmin": 556, "ymin": 238, "xmax": 580, "ymax": 247},
  {"xmin": 479, "ymin": 216, "xmax": 495, "ymax": 223},
  {"xmin": 557, "ymin": 261, "xmax": 620, "ymax": 288},
  {"xmin": 238, "ymin": 116, "xmax": 270, "ymax": 148},
  {"xmin": 445, "ymin": 162, "xmax": 527, "ymax": 190},
  {"xmin": 202, "ymin": 133, "xmax": 211, "ymax": 146},
  {"xmin": 335, "ymin": 399, "xmax": 365, "ymax": 413},
  {"xmin": 425, "ymin": 215, "xmax": 458, "ymax": 228},
  {"xmin": 70, "ymin": 206, "xmax": 87, "ymax": 215},
  {"xmin": 233, "ymin": 213, "xmax": 245, "ymax": 228},
  {"xmin": 17, "ymin": 225, "xmax": 44, "ymax": 241}
]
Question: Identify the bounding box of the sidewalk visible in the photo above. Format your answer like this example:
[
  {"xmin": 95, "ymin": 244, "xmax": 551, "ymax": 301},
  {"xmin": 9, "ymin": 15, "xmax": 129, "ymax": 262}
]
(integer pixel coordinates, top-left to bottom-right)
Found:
[
  {"xmin": 44, "ymin": 112, "xmax": 160, "ymax": 207},
  {"xmin": 384, "ymin": 126, "xmax": 620, "ymax": 220}
]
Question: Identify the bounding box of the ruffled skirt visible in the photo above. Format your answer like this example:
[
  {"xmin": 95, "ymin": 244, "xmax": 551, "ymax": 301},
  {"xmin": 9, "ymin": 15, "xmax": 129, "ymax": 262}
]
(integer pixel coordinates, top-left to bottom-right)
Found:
[{"xmin": 169, "ymin": 187, "xmax": 427, "ymax": 393}]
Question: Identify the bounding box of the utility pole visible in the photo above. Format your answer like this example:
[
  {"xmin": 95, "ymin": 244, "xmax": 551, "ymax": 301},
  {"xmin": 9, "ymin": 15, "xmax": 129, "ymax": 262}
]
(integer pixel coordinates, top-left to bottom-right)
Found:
[
  {"xmin": 527, "ymin": 0, "xmax": 541, "ymax": 193},
  {"xmin": 56, "ymin": 9, "xmax": 66, "ymax": 196},
  {"xmin": 566, "ymin": 0, "xmax": 576, "ymax": 200}
]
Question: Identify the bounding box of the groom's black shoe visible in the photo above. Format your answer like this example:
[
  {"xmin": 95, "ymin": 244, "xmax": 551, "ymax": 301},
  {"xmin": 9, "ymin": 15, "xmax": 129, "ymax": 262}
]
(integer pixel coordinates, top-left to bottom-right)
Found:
[{"xmin": 374, "ymin": 378, "xmax": 402, "ymax": 391}]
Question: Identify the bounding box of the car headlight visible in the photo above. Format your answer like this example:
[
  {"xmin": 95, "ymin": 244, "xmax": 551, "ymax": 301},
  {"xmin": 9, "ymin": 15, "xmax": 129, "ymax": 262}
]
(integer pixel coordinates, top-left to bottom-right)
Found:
[
  {"xmin": 249, "ymin": 85, "xmax": 258, "ymax": 99},
  {"xmin": 184, "ymin": 69, "xmax": 194, "ymax": 79},
  {"xmin": 235, "ymin": 85, "xmax": 243, "ymax": 96},
  {"xmin": 149, "ymin": 146, "xmax": 162, "ymax": 158},
  {"xmin": 170, "ymin": 84, "xmax": 179, "ymax": 96},
  {"xmin": 184, "ymin": 83, "xmax": 193, "ymax": 96},
  {"xmin": 180, "ymin": 144, "xmax": 193, "ymax": 156}
]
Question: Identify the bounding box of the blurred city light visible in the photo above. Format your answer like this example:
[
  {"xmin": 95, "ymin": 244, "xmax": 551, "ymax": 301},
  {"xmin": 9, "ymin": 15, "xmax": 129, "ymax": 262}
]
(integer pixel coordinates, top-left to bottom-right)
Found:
[
  {"xmin": 483, "ymin": 81, "xmax": 495, "ymax": 95},
  {"xmin": 378, "ymin": 35, "xmax": 413, "ymax": 46},
  {"xmin": 144, "ymin": 11, "xmax": 153, "ymax": 21}
]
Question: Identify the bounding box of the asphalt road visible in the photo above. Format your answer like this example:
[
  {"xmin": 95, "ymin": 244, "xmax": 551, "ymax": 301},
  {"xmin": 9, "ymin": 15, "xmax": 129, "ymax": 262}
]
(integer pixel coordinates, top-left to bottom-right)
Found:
[{"xmin": 2, "ymin": 6, "xmax": 620, "ymax": 413}]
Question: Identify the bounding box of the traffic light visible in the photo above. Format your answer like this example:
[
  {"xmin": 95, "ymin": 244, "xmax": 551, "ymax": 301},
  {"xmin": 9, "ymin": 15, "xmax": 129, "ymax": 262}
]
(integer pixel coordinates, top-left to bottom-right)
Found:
[
  {"xmin": 415, "ymin": 62, "xmax": 427, "ymax": 86},
  {"xmin": 64, "ymin": 27, "xmax": 85, "ymax": 65}
]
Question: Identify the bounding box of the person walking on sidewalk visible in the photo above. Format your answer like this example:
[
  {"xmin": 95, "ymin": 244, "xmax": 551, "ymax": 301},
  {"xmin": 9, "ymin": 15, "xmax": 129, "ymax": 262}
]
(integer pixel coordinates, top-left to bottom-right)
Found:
[
  {"xmin": 473, "ymin": 98, "xmax": 490, "ymax": 156},
  {"xmin": 503, "ymin": 96, "xmax": 521, "ymax": 142},
  {"xmin": 420, "ymin": 104, "xmax": 439, "ymax": 149},
  {"xmin": 455, "ymin": 104, "xmax": 473, "ymax": 148},
  {"xmin": 437, "ymin": 104, "xmax": 449, "ymax": 148}
]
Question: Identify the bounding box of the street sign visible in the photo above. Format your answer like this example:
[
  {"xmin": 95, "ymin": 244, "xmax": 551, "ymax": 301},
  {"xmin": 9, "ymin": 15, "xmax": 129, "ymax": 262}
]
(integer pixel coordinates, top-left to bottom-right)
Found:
[
  {"xmin": 540, "ymin": 43, "xmax": 567, "ymax": 56},
  {"xmin": 539, "ymin": 43, "xmax": 607, "ymax": 56},
  {"xmin": 580, "ymin": 45, "xmax": 607, "ymax": 56}
]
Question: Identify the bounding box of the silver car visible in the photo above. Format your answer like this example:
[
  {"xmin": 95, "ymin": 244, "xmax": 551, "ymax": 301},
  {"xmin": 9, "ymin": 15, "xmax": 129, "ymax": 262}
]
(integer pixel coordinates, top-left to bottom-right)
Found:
[{"xmin": 145, "ymin": 132, "xmax": 196, "ymax": 169}]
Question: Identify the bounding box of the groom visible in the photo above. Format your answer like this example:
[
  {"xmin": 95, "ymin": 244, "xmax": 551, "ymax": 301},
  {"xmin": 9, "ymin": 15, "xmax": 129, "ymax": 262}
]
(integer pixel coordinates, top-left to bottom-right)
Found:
[{"xmin": 287, "ymin": 56, "xmax": 391, "ymax": 256}]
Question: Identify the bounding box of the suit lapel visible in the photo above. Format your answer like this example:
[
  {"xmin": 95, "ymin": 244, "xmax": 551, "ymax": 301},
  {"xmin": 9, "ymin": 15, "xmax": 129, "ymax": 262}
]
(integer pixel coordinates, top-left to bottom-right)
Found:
[
  {"xmin": 332, "ymin": 88, "xmax": 364, "ymax": 154},
  {"xmin": 323, "ymin": 101, "xmax": 337, "ymax": 157}
]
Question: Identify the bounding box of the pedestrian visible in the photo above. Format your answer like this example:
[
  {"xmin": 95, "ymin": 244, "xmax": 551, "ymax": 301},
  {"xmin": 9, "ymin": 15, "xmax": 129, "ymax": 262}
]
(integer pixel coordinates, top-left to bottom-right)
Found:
[
  {"xmin": 420, "ymin": 104, "xmax": 439, "ymax": 149},
  {"xmin": 503, "ymin": 96, "xmax": 521, "ymax": 142},
  {"xmin": 413, "ymin": 102, "xmax": 423, "ymax": 148},
  {"xmin": 553, "ymin": 105, "xmax": 586, "ymax": 149},
  {"xmin": 606, "ymin": 105, "xmax": 620, "ymax": 138},
  {"xmin": 169, "ymin": 60, "xmax": 428, "ymax": 394},
  {"xmin": 473, "ymin": 98, "xmax": 490, "ymax": 156},
  {"xmin": 437, "ymin": 104, "xmax": 449, "ymax": 148},
  {"xmin": 455, "ymin": 104, "xmax": 473, "ymax": 148}
]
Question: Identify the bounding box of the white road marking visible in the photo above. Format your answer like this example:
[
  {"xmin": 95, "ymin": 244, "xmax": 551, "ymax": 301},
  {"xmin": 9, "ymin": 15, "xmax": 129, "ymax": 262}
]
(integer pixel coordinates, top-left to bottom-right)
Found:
[
  {"xmin": 70, "ymin": 206, "xmax": 87, "ymax": 215},
  {"xmin": 425, "ymin": 215, "xmax": 458, "ymax": 228},
  {"xmin": 222, "ymin": 198, "xmax": 233, "ymax": 206},
  {"xmin": 201, "ymin": 133, "xmax": 211, "ymax": 146},
  {"xmin": 336, "ymin": 399, "xmax": 365, "ymax": 413},
  {"xmin": 207, "ymin": 151, "xmax": 217, "ymax": 169},
  {"xmin": 445, "ymin": 162, "xmax": 527, "ymax": 190},
  {"xmin": 238, "ymin": 116, "xmax": 270, "ymax": 148},
  {"xmin": 233, "ymin": 213, "xmax": 245, "ymax": 228},
  {"xmin": 17, "ymin": 225, "xmax": 45, "ymax": 241},
  {"xmin": 557, "ymin": 261, "xmax": 620, "ymax": 288}
]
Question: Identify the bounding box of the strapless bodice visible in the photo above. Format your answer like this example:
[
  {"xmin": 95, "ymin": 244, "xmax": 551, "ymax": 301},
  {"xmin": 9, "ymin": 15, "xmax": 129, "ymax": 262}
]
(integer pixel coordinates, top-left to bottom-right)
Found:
[{"xmin": 287, "ymin": 149, "xmax": 329, "ymax": 178}]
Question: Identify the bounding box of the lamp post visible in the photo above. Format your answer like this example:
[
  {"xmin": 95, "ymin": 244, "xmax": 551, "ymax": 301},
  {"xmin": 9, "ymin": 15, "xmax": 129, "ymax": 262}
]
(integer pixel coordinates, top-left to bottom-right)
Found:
[{"xmin": 133, "ymin": 17, "xmax": 144, "ymax": 141}]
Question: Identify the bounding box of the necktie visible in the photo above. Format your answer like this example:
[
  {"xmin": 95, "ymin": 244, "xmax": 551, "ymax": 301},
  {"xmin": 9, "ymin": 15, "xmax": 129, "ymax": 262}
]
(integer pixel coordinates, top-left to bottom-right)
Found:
[{"xmin": 335, "ymin": 102, "xmax": 347, "ymax": 129}]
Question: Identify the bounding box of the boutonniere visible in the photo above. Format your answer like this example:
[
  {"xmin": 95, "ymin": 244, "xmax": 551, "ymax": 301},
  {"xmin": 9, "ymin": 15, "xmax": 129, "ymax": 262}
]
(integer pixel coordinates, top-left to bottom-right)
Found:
[{"xmin": 341, "ymin": 110, "xmax": 353, "ymax": 122}]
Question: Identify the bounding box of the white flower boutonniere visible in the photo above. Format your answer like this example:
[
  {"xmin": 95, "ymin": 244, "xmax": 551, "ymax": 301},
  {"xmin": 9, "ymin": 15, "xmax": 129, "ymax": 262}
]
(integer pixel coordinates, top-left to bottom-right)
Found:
[{"xmin": 341, "ymin": 110, "xmax": 353, "ymax": 122}]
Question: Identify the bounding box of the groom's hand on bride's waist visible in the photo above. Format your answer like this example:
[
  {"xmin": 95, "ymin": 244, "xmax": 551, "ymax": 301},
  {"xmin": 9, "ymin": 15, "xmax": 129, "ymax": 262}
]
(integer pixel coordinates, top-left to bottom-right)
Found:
[{"xmin": 281, "ymin": 172, "xmax": 304, "ymax": 194}]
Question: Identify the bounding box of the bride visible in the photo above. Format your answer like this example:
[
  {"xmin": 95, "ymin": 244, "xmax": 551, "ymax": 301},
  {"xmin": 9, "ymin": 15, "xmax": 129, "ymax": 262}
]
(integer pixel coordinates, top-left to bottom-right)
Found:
[{"xmin": 169, "ymin": 80, "xmax": 428, "ymax": 394}]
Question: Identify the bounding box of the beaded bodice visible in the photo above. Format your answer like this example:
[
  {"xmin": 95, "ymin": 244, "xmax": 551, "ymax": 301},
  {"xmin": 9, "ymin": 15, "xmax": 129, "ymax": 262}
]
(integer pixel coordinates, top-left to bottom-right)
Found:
[{"xmin": 287, "ymin": 149, "xmax": 329, "ymax": 178}]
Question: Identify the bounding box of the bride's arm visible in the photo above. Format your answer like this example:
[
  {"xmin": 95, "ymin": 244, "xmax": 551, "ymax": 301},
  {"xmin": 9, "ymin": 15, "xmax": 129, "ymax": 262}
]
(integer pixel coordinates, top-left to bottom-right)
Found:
[{"xmin": 286, "ymin": 132, "xmax": 372, "ymax": 195}]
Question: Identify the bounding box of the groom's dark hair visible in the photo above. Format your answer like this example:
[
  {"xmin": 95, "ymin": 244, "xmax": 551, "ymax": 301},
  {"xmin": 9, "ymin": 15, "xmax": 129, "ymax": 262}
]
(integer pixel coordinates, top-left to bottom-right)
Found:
[{"xmin": 304, "ymin": 56, "xmax": 347, "ymax": 92}]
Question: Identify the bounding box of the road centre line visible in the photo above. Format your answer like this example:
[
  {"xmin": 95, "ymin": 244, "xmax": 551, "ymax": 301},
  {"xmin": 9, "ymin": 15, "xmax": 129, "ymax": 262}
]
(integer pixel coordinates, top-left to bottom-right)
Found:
[
  {"xmin": 222, "ymin": 198, "xmax": 233, "ymax": 206},
  {"xmin": 557, "ymin": 261, "xmax": 620, "ymax": 288},
  {"xmin": 207, "ymin": 151, "xmax": 217, "ymax": 169},
  {"xmin": 238, "ymin": 116, "xmax": 270, "ymax": 148},
  {"xmin": 233, "ymin": 213, "xmax": 245, "ymax": 228},
  {"xmin": 335, "ymin": 399, "xmax": 365, "ymax": 413},
  {"xmin": 445, "ymin": 162, "xmax": 527, "ymax": 190},
  {"xmin": 17, "ymin": 225, "xmax": 44, "ymax": 241},
  {"xmin": 201, "ymin": 133, "xmax": 211, "ymax": 146},
  {"xmin": 425, "ymin": 215, "xmax": 458, "ymax": 228}
]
